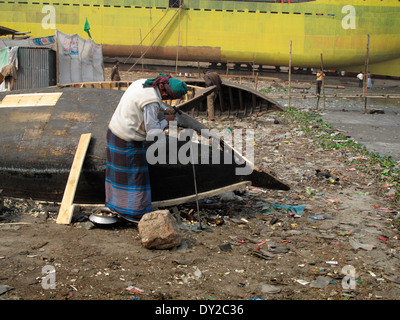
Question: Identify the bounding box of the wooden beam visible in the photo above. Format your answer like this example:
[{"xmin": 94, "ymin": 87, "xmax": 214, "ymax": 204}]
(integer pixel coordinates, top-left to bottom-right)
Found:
[
  {"xmin": 288, "ymin": 40, "xmax": 292, "ymax": 108},
  {"xmin": 152, "ymin": 181, "xmax": 252, "ymax": 208},
  {"xmin": 238, "ymin": 90, "xmax": 243, "ymax": 117},
  {"xmin": 56, "ymin": 133, "xmax": 92, "ymax": 225},
  {"xmin": 320, "ymin": 53, "xmax": 326, "ymax": 110},
  {"xmin": 0, "ymin": 189, "xmax": 3, "ymax": 211},
  {"xmin": 228, "ymin": 87, "xmax": 234, "ymax": 116},
  {"xmin": 363, "ymin": 34, "xmax": 370, "ymax": 114}
]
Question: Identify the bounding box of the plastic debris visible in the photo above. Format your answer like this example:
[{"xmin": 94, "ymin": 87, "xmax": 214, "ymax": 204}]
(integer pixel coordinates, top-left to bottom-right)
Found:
[
  {"xmin": 349, "ymin": 238, "xmax": 376, "ymax": 251},
  {"xmin": 310, "ymin": 214, "xmax": 331, "ymax": 220},
  {"xmin": 273, "ymin": 203, "xmax": 305, "ymax": 217},
  {"xmin": 0, "ymin": 285, "xmax": 14, "ymax": 295},
  {"xmin": 125, "ymin": 286, "xmax": 144, "ymax": 294},
  {"xmin": 251, "ymin": 249, "xmax": 274, "ymax": 260},
  {"xmin": 219, "ymin": 243, "xmax": 233, "ymax": 252},
  {"xmin": 310, "ymin": 276, "xmax": 331, "ymax": 289},
  {"xmin": 261, "ymin": 284, "xmax": 281, "ymax": 294},
  {"xmin": 384, "ymin": 275, "xmax": 400, "ymax": 284},
  {"xmin": 296, "ymin": 279, "xmax": 309, "ymax": 286},
  {"xmin": 194, "ymin": 268, "xmax": 203, "ymax": 280}
]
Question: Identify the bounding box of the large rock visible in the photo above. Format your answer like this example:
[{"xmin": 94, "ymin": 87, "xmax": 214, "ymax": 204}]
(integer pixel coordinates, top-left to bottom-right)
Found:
[{"xmin": 138, "ymin": 210, "xmax": 182, "ymax": 249}]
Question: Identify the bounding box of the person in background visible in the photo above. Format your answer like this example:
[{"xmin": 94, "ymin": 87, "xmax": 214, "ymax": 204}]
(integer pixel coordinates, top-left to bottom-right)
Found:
[
  {"xmin": 203, "ymin": 69, "xmax": 222, "ymax": 121},
  {"xmin": 111, "ymin": 60, "xmax": 121, "ymax": 81},
  {"xmin": 357, "ymin": 71, "xmax": 364, "ymax": 88},
  {"xmin": 316, "ymin": 68, "xmax": 325, "ymax": 96},
  {"xmin": 105, "ymin": 74, "xmax": 188, "ymax": 222},
  {"xmin": 367, "ymin": 72, "xmax": 372, "ymax": 89},
  {"xmin": 0, "ymin": 64, "xmax": 18, "ymax": 91}
]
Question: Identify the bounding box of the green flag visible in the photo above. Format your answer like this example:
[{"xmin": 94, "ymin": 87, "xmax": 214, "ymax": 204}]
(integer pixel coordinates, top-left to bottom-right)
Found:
[{"xmin": 84, "ymin": 18, "xmax": 92, "ymax": 38}]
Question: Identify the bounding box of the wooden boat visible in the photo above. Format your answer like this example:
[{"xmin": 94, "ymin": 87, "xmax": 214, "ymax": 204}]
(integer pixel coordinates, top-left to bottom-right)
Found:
[
  {"xmin": 0, "ymin": 85, "xmax": 289, "ymax": 206},
  {"xmin": 63, "ymin": 79, "xmax": 285, "ymax": 116}
]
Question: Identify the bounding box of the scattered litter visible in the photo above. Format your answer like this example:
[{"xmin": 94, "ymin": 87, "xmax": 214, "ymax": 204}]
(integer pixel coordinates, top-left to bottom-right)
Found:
[
  {"xmin": 296, "ymin": 279, "xmax": 309, "ymax": 286},
  {"xmin": 219, "ymin": 243, "xmax": 233, "ymax": 252},
  {"xmin": 327, "ymin": 199, "xmax": 339, "ymax": 203},
  {"xmin": 255, "ymin": 241, "xmax": 266, "ymax": 251},
  {"xmin": 273, "ymin": 203, "xmax": 305, "ymax": 217},
  {"xmin": 219, "ymin": 192, "xmax": 243, "ymax": 202},
  {"xmin": 194, "ymin": 268, "xmax": 203, "ymax": 280},
  {"xmin": 310, "ymin": 214, "xmax": 331, "ymax": 220},
  {"xmin": 368, "ymin": 271, "xmax": 377, "ymax": 277},
  {"xmin": 310, "ymin": 276, "xmax": 331, "ymax": 289},
  {"xmin": 349, "ymin": 238, "xmax": 376, "ymax": 251},
  {"xmin": 261, "ymin": 284, "xmax": 281, "ymax": 294},
  {"xmin": 0, "ymin": 285, "xmax": 14, "ymax": 296},
  {"xmin": 251, "ymin": 249, "xmax": 274, "ymax": 260},
  {"xmin": 125, "ymin": 286, "xmax": 144, "ymax": 294},
  {"xmin": 384, "ymin": 275, "xmax": 400, "ymax": 284}
]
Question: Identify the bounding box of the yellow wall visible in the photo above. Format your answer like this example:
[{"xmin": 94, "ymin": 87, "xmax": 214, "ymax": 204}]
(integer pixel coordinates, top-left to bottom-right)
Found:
[{"xmin": 1, "ymin": 1, "xmax": 400, "ymax": 76}]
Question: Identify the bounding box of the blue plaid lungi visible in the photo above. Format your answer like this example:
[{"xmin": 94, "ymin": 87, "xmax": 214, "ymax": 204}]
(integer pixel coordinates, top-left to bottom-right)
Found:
[{"xmin": 105, "ymin": 128, "xmax": 152, "ymax": 219}]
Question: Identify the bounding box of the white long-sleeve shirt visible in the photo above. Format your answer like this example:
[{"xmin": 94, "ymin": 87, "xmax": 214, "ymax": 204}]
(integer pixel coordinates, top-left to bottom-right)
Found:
[
  {"xmin": 109, "ymin": 79, "xmax": 171, "ymax": 142},
  {"xmin": 143, "ymin": 102, "xmax": 168, "ymax": 132}
]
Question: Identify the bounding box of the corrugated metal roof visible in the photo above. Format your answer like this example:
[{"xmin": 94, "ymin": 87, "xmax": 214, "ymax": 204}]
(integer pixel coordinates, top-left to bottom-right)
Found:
[{"xmin": 14, "ymin": 47, "xmax": 56, "ymax": 90}]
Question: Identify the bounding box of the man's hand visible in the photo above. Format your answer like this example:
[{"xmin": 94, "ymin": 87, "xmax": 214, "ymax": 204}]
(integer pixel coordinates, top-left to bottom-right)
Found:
[
  {"xmin": 164, "ymin": 108, "xmax": 175, "ymax": 115},
  {"xmin": 165, "ymin": 114, "xmax": 175, "ymax": 123}
]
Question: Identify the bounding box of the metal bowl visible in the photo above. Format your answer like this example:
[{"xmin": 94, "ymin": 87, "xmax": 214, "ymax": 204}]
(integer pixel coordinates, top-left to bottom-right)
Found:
[{"xmin": 89, "ymin": 207, "xmax": 119, "ymax": 225}]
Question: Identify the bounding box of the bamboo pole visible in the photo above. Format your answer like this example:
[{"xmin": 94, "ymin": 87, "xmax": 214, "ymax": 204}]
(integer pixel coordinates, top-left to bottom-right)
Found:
[
  {"xmin": 55, "ymin": 32, "xmax": 59, "ymax": 84},
  {"xmin": 255, "ymin": 72, "xmax": 259, "ymax": 91},
  {"xmin": 128, "ymin": 8, "xmax": 182, "ymax": 72},
  {"xmin": 175, "ymin": 1, "xmax": 181, "ymax": 75},
  {"xmin": 123, "ymin": 10, "xmax": 172, "ymax": 64},
  {"xmin": 288, "ymin": 40, "xmax": 292, "ymax": 108},
  {"xmin": 321, "ymin": 53, "xmax": 325, "ymax": 110},
  {"xmin": 363, "ymin": 34, "xmax": 370, "ymax": 114},
  {"xmin": 139, "ymin": 29, "xmax": 143, "ymax": 72}
]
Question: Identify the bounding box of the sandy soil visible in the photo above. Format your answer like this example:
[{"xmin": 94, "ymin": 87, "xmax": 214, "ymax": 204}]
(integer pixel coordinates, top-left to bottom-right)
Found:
[{"xmin": 0, "ymin": 69, "xmax": 399, "ymax": 303}]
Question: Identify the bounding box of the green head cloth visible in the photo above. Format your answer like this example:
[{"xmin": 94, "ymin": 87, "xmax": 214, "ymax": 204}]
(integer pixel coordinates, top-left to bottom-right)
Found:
[
  {"xmin": 143, "ymin": 73, "xmax": 188, "ymax": 98},
  {"xmin": 168, "ymin": 78, "xmax": 188, "ymax": 98}
]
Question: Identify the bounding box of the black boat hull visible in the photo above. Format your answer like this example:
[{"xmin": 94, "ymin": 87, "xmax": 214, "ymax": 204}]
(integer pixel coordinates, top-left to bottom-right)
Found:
[{"xmin": 0, "ymin": 86, "xmax": 288, "ymax": 204}]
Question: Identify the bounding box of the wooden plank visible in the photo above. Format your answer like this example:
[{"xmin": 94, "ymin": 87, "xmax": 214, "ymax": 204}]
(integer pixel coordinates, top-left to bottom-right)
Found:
[
  {"xmin": 238, "ymin": 89, "xmax": 243, "ymax": 116},
  {"xmin": 0, "ymin": 92, "xmax": 63, "ymax": 108},
  {"xmin": 56, "ymin": 133, "xmax": 92, "ymax": 225},
  {"xmin": 152, "ymin": 181, "xmax": 251, "ymax": 208},
  {"xmin": 251, "ymin": 94, "xmax": 256, "ymax": 114},
  {"xmin": 228, "ymin": 87, "xmax": 234, "ymax": 116}
]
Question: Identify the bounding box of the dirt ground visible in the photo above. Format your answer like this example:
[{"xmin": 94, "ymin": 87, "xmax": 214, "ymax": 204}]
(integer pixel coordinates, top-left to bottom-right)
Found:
[{"xmin": 0, "ymin": 68, "xmax": 399, "ymax": 302}]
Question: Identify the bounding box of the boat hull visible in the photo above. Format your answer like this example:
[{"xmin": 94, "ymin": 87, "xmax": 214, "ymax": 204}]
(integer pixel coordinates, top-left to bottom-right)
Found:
[
  {"xmin": 64, "ymin": 79, "xmax": 285, "ymax": 116},
  {"xmin": 0, "ymin": 86, "xmax": 289, "ymax": 204}
]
